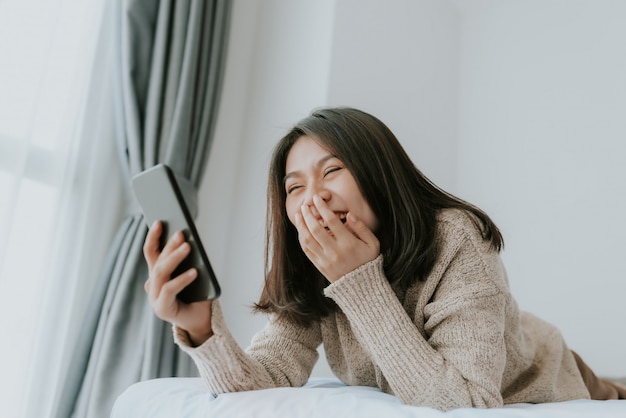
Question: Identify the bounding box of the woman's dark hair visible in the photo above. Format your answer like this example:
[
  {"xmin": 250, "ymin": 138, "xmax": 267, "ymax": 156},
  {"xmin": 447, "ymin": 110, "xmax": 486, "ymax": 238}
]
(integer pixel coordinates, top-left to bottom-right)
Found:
[{"xmin": 255, "ymin": 107, "xmax": 503, "ymax": 326}]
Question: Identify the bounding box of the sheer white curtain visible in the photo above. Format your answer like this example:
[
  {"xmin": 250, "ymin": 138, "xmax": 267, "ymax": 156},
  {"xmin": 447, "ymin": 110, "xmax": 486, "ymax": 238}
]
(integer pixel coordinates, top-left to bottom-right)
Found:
[{"xmin": 0, "ymin": 1, "xmax": 120, "ymax": 417}]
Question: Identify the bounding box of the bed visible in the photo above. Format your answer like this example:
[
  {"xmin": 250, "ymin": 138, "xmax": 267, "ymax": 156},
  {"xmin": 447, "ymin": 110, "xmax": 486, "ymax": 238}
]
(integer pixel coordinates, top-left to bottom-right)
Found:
[{"xmin": 111, "ymin": 376, "xmax": 626, "ymax": 418}]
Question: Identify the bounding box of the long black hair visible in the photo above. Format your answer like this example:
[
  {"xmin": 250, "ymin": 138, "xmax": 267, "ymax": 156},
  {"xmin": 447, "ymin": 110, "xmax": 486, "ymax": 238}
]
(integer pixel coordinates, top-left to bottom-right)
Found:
[{"xmin": 256, "ymin": 107, "xmax": 503, "ymax": 326}]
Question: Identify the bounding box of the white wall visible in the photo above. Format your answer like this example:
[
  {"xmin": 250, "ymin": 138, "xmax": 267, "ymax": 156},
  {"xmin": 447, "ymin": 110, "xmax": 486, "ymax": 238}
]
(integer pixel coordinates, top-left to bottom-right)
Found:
[
  {"xmin": 455, "ymin": 0, "xmax": 626, "ymax": 377},
  {"xmin": 197, "ymin": 0, "xmax": 626, "ymax": 378},
  {"xmin": 328, "ymin": 0, "xmax": 460, "ymax": 191}
]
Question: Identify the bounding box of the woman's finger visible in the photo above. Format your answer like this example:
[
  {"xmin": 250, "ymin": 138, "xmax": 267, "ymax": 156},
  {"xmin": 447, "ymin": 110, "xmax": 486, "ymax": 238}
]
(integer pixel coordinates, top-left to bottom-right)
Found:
[
  {"xmin": 150, "ymin": 241, "xmax": 191, "ymax": 299},
  {"xmin": 295, "ymin": 211, "xmax": 316, "ymax": 251},
  {"xmin": 157, "ymin": 268, "xmax": 197, "ymax": 305},
  {"xmin": 312, "ymin": 195, "xmax": 349, "ymax": 240},
  {"xmin": 344, "ymin": 212, "xmax": 380, "ymax": 251},
  {"xmin": 160, "ymin": 230, "xmax": 186, "ymax": 258},
  {"xmin": 151, "ymin": 268, "xmax": 197, "ymax": 322},
  {"xmin": 143, "ymin": 221, "xmax": 163, "ymax": 266},
  {"xmin": 298, "ymin": 205, "xmax": 333, "ymax": 261},
  {"xmin": 300, "ymin": 203, "xmax": 333, "ymax": 246}
]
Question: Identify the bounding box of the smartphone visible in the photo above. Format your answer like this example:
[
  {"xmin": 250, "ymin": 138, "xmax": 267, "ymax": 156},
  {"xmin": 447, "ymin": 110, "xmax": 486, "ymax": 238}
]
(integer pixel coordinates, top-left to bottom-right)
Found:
[{"xmin": 131, "ymin": 164, "xmax": 220, "ymax": 303}]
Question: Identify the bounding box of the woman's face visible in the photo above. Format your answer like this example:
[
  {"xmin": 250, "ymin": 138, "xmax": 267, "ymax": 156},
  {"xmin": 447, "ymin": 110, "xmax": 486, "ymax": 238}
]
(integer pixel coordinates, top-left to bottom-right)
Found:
[{"xmin": 284, "ymin": 136, "xmax": 379, "ymax": 233}]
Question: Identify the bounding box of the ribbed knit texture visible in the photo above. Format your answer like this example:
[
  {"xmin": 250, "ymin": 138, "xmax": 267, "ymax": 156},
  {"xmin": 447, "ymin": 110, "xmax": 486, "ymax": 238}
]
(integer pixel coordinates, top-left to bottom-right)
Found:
[{"xmin": 174, "ymin": 209, "xmax": 590, "ymax": 411}]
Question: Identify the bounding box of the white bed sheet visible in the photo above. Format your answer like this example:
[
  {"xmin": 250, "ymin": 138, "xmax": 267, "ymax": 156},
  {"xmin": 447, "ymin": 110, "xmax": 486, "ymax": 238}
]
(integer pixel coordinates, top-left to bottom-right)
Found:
[{"xmin": 111, "ymin": 377, "xmax": 626, "ymax": 418}]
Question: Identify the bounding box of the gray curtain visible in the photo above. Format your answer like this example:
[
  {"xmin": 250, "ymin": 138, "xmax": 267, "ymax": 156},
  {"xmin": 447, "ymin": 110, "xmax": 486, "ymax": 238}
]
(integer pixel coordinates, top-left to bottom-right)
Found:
[{"xmin": 53, "ymin": 1, "xmax": 231, "ymax": 417}]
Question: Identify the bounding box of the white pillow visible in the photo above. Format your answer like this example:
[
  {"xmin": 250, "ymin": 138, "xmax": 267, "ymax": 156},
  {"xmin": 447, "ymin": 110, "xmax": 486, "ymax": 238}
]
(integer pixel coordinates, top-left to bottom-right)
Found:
[{"xmin": 111, "ymin": 377, "xmax": 626, "ymax": 418}]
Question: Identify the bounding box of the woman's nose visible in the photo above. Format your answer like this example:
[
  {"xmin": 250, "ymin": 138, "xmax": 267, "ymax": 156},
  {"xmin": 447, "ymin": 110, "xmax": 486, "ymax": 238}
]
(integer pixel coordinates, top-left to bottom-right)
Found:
[
  {"xmin": 303, "ymin": 188, "xmax": 331, "ymax": 207},
  {"xmin": 317, "ymin": 189, "xmax": 331, "ymax": 202}
]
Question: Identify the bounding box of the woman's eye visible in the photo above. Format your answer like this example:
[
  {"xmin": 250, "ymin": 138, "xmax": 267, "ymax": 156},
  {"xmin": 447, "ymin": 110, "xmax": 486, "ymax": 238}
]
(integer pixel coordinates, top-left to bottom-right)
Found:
[
  {"xmin": 286, "ymin": 185, "xmax": 302, "ymax": 194},
  {"xmin": 324, "ymin": 166, "xmax": 342, "ymax": 177}
]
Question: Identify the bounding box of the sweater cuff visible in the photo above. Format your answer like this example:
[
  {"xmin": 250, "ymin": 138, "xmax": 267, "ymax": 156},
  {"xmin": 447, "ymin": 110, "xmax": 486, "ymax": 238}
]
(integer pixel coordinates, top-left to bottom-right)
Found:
[
  {"xmin": 172, "ymin": 300, "xmax": 263, "ymax": 393},
  {"xmin": 172, "ymin": 299, "xmax": 226, "ymax": 354},
  {"xmin": 323, "ymin": 254, "xmax": 388, "ymax": 305}
]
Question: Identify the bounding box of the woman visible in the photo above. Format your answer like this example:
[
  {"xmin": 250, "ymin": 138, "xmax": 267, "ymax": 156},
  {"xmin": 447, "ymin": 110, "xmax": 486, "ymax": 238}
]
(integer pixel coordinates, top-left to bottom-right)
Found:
[{"xmin": 143, "ymin": 107, "xmax": 625, "ymax": 411}]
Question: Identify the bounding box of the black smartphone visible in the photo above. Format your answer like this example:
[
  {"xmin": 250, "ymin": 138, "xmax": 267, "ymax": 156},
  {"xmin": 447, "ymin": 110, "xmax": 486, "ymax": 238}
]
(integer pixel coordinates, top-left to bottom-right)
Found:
[{"xmin": 131, "ymin": 164, "xmax": 220, "ymax": 303}]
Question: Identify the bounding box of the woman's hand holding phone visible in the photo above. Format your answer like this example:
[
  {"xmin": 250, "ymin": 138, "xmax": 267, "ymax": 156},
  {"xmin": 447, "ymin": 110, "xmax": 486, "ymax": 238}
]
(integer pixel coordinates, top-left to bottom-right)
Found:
[{"xmin": 143, "ymin": 221, "xmax": 213, "ymax": 347}]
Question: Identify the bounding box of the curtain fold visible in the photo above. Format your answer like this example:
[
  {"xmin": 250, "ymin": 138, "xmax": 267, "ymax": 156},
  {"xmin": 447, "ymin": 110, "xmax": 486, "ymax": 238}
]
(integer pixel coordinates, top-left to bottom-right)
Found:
[{"xmin": 54, "ymin": 1, "xmax": 231, "ymax": 417}]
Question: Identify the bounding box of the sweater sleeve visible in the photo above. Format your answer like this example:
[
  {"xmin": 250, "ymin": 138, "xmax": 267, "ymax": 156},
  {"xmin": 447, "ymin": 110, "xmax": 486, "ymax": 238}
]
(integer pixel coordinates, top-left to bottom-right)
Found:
[
  {"xmin": 173, "ymin": 300, "xmax": 321, "ymax": 395},
  {"xmin": 324, "ymin": 240, "xmax": 508, "ymax": 411}
]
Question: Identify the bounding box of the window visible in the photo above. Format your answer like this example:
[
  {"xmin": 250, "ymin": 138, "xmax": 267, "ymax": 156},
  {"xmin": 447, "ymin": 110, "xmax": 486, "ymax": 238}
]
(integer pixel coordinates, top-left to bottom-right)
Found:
[{"xmin": 0, "ymin": 1, "xmax": 110, "ymax": 416}]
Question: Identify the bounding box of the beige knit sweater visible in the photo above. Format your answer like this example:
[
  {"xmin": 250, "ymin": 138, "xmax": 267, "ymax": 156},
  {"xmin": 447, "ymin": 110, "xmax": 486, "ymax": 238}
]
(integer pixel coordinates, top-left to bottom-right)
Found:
[{"xmin": 174, "ymin": 209, "xmax": 590, "ymax": 411}]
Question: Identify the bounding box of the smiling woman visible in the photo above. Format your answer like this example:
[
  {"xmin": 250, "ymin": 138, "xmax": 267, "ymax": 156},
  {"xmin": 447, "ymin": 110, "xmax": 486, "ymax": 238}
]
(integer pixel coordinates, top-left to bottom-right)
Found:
[
  {"xmin": 0, "ymin": 1, "xmax": 116, "ymax": 417},
  {"xmin": 140, "ymin": 106, "xmax": 624, "ymax": 413}
]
